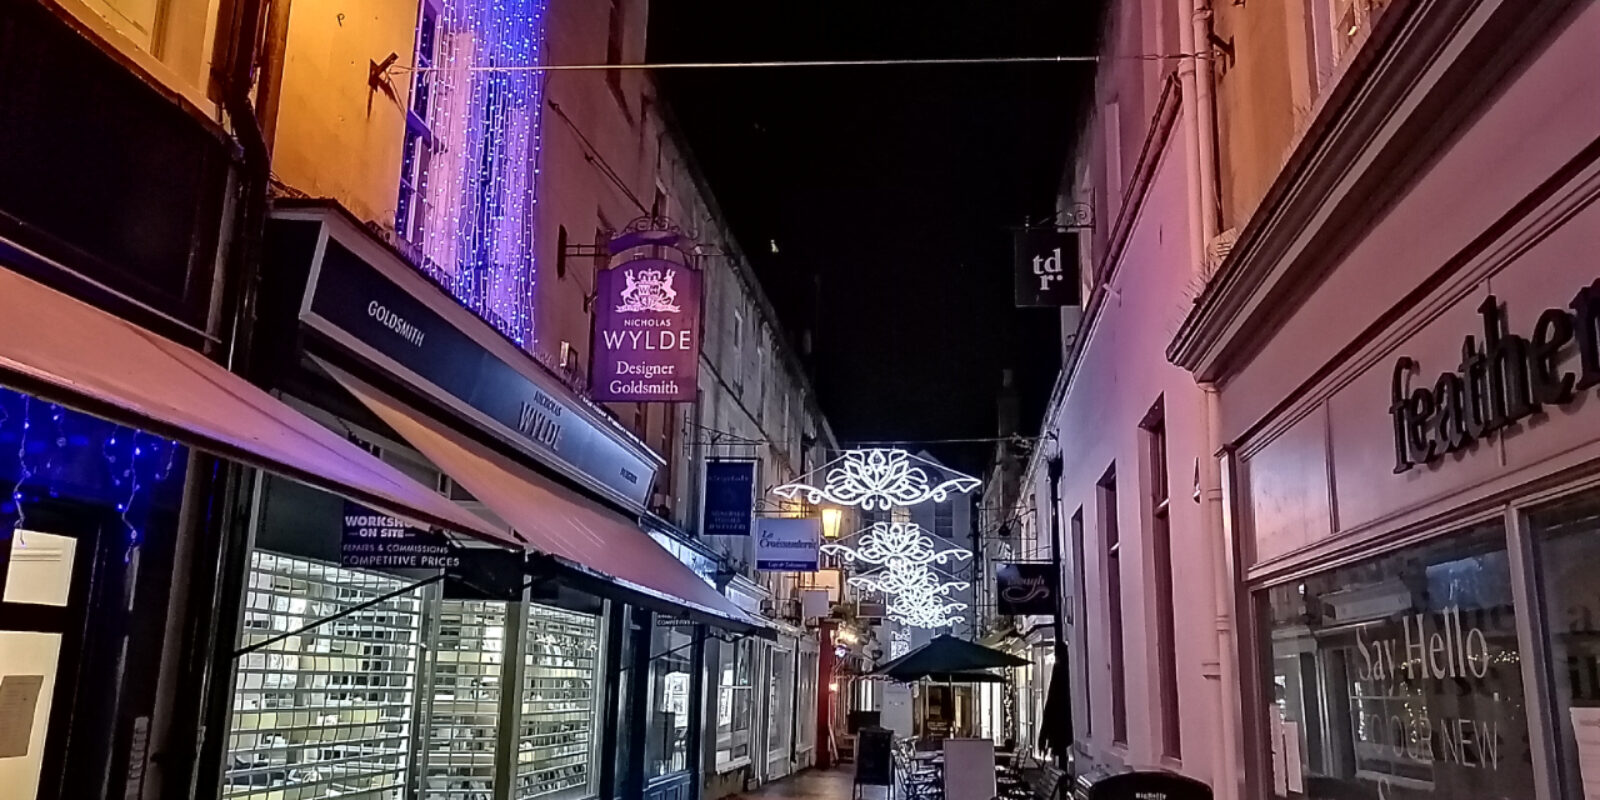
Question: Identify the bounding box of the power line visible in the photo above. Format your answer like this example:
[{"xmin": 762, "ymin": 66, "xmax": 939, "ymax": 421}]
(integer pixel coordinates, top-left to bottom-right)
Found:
[{"xmin": 400, "ymin": 52, "xmax": 1205, "ymax": 75}]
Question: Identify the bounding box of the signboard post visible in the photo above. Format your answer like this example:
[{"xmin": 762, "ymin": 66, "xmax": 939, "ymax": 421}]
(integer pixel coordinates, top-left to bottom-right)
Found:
[
  {"xmin": 590, "ymin": 258, "xmax": 702, "ymax": 403},
  {"xmin": 702, "ymin": 460, "xmax": 756, "ymax": 536},
  {"xmin": 755, "ymin": 518, "xmax": 821, "ymax": 572},
  {"xmin": 1013, "ymin": 229, "xmax": 1082, "ymax": 307}
]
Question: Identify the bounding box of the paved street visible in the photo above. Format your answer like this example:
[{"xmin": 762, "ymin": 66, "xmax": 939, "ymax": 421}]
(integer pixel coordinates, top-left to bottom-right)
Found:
[{"xmin": 730, "ymin": 768, "xmax": 858, "ymax": 800}]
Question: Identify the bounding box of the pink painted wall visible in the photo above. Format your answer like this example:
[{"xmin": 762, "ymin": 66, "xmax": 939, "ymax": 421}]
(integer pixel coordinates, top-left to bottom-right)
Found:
[
  {"xmin": 1223, "ymin": 1, "xmax": 1600, "ymax": 572},
  {"xmin": 1045, "ymin": 133, "xmax": 1223, "ymax": 778}
]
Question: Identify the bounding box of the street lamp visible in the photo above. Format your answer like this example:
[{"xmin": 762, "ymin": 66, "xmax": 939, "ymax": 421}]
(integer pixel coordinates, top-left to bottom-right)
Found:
[{"xmin": 821, "ymin": 506, "xmax": 843, "ymax": 539}]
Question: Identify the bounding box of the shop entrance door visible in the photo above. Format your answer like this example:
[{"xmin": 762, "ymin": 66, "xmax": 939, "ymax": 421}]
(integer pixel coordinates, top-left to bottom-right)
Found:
[{"xmin": 0, "ymin": 506, "xmax": 110, "ymax": 800}]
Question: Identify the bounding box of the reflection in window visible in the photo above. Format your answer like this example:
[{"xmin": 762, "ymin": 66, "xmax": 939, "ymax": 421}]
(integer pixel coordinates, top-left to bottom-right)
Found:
[{"xmin": 1261, "ymin": 521, "xmax": 1532, "ymax": 799}]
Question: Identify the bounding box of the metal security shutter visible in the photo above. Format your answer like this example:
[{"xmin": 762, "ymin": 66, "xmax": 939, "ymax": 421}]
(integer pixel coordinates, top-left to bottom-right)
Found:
[
  {"xmin": 419, "ymin": 600, "xmax": 508, "ymax": 800},
  {"xmin": 516, "ymin": 604, "xmax": 601, "ymax": 798},
  {"xmin": 224, "ymin": 552, "xmax": 424, "ymax": 800}
]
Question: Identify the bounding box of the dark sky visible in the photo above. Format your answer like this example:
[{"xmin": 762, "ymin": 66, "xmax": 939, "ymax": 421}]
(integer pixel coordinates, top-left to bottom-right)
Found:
[{"xmin": 648, "ymin": 2, "xmax": 1103, "ymax": 470}]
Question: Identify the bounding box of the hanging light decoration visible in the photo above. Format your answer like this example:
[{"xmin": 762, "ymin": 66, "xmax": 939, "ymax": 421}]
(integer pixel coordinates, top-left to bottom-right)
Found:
[
  {"xmin": 773, "ymin": 449, "xmax": 979, "ymax": 511},
  {"xmin": 414, "ymin": 0, "xmax": 550, "ymax": 346},
  {"xmin": 822, "ymin": 522, "xmax": 972, "ymax": 629},
  {"xmin": 890, "ymin": 628, "xmax": 911, "ymax": 659}
]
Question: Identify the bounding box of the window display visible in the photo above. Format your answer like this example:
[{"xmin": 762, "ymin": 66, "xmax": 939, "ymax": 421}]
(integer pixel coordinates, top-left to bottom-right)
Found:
[
  {"xmin": 716, "ymin": 637, "xmax": 754, "ymax": 768},
  {"xmin": 1529, "ymin": 491, "xmax": 1600, "ymax": 800},
  {"xmin": 420, "ymin": 600, "xmax": 506, "ymax": 800},
  {"xmin": 225, "ymin": 553, "xmax": 424, "ymax": 800},
  {"xmin": 1262, "ymin": 521, "xmax": 1532, "ymax": 800},
  {"xmin": 516, "ymin": 604, "xmax": 600, "ymax": 798},
  {"xmin": 646, "ymin": 623, "xmax": 694, "ymax": 777}
]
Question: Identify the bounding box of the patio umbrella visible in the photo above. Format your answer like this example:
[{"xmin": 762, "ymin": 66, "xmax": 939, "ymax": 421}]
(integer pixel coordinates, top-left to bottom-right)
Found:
[
  {"xmin": 1037, "ymin": 656, "xmax": 1074, "ymax": 757},
  {"xmin": 871, "ymin": 634, "xmax": 1029, "ymax": 682}
]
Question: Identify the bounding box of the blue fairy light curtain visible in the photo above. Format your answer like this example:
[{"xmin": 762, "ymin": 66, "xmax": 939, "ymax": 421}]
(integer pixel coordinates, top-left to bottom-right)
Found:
[
  {"xmin": 0, "ymin": 388, "xmax": 186, "ymax": 561},
  {"xmin": 414, "ymin": 0, "xmax": 550, "ymax": 346}
]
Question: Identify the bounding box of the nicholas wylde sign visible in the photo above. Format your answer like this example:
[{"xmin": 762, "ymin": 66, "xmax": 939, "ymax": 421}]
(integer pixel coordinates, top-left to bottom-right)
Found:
[
  {"xmin": 590, "ymin": 259, "xmax": 702, "ymax": 403},
  {"xmin": 1389, "ymin": 281, "xmax": 1600, "ymax": 473}
]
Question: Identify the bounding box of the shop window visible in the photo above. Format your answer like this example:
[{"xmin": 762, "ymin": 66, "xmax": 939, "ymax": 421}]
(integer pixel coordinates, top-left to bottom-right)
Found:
[
  {"xmin": 225, "ymin": 553, "xmax": 425, "ymax": 800},
  {"xmin": 420, "ymin": 599, "xmax": 506, "ymax": 799},
  {"xmin": 517, "ymin": 604, "xmax": 602, "ymax": 798},
  {"xmin": 605, "ymin": 0, "xmax": 626, "ymax": 109},
  {"xmin": 768, "ymin": 647, "xmax": 794, "ymax": 761},
  {"xmin": 716, "ymin": 638, "xmax": 755, "ymax": 768},
  {"xmin": 646, "ymin": 622, "xmax": 694, "ymax": 777},
  {"xmin": 1529, "ymin": 491, "xmax": 1600, "ymax": 800},
  {"xmin": 1143, "ymin": 401, "xmax": 1181, "ymax": 759},
  {"xmin": 1261, "ymin": 521, "xmax": 1532, "ymax": 800}
]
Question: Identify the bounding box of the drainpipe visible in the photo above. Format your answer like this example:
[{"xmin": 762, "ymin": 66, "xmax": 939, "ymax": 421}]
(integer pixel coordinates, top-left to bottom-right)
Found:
[{"xmin": 1177, "ymin": 3, "xmax": 1239, "ymax": 800}]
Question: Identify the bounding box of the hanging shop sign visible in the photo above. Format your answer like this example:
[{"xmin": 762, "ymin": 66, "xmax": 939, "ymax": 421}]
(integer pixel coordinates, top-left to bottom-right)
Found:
[
  {"xmin": 589, "ymin": 258, "xmax": 702, "ymax": 403},
  {"xmin": 1013, "ymin": 229, "xmax": 1082, "ymax": 307},
  {"xmin": 1388, "ymin": 284, "xmax": 1600, "ymax": 473},
  {"xmin": 340, "ymin": 501, "xmax": 458, "ymax": 570},
  {"xmin": 443, "ymin": 548, "xmax": 527, "ymax": 602},
  {"xmin": 702, "ymin": 460, "xmax": 757, "ymax": 536},
  {"xmin": 994, "ymin": 562, "xmax": 1060, "ymax": 616},
  {"xmin": 287, "ymin": 214, "xmax": 658, "ymax": 508},
  {"xmin": 756, "ymin": 517, "xmax": 822, "ymax": 572}
]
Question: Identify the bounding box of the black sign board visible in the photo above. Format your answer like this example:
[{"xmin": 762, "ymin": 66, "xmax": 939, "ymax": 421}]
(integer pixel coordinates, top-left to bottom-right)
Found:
[
  {"xmin": 444, "ymin": 549, "xmax": 526, "ymax": 602},
  {"xmin": 996, "ymin": 561, "xmax": 1060, "ymax": 616},
  {"xmin": 1014, "ymin": 229, "xmax": 1082, "ymax": 307},
  {"xmin": 340, "ymin": 501, "xmax": 458, "ymax": 570},
  {"xmin": 1081, "ymin": 771, "xmax": 1212, "ymax": 800},
  {"xmin": 854, "ymin": 727, "xmax": 894, "ymax": 787},
  {"xmin": 702, "ymin": 460, "xmax": 756, "ymax": 536}
]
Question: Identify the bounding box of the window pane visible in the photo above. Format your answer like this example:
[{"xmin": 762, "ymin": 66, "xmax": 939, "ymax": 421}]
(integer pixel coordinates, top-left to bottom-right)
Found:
[
  {"xmin": 1530, "ymin": 491, "xmax": 1600, "ymax": 800},
  {"xmin": 1261, "ymin": 521, "xmax": 1531, "ymax": 800}
]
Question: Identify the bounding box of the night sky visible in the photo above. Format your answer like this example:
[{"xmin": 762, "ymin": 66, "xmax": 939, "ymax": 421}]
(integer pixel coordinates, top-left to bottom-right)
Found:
[{"xmin": 649, "ymin": 2, "xmax": 1104, "ymax": 470}]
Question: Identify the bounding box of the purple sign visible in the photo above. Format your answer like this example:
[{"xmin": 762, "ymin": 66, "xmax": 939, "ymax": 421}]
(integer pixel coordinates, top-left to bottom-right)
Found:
[{"xmin": 590, "ymin": 259, "xmax": 701, "ymax": 402}]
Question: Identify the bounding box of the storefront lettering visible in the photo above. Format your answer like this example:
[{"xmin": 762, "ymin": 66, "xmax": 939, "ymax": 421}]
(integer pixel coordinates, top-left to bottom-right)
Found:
[
  {"xmin": 1356, "ymin": 605, "xmax": 1491, "ymax": 682},
  {"xmin": 1390, "ymin": 280, "xmax": 1600, "ymax": 472}
]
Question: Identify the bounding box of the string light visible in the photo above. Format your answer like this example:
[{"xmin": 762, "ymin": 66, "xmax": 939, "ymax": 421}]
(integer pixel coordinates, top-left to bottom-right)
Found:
[
  {"xmin": 413, "ymin": 0, "xmax": 549, "ymax": 346},
  {"xmin": 0, "ymin": 389, "xmax": 182, "ymax": 563},
  {"xmin": 773, "ymin": 449, "xmax": 980, "ymax": 511}
]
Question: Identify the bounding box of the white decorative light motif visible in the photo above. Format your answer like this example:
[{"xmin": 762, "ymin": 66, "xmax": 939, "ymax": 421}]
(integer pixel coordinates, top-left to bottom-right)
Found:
[
  {"xmin": 822, "ymin": 522, "xmax": 972, "ymax": 629},
  {"xmin": 772, "ymin": 449, "xmax": 979, "ymax": 511}
]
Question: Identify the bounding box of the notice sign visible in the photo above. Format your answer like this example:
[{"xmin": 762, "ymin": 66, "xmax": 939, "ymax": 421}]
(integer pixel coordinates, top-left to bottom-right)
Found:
[
  {"xmin": 995, "ymin": 562, "xmax": 1060, "ymax": 616},
  {"xmin": 590, "ymin": 259, "xmax": 702, "ymax": 403},
  {"xmin": 340, "ymin": 501, "xmax": 459, "ymax": 570},
  {"xmin": 756, "ymin": 517, "xmax": 821, "ymax": 572},
  {"xmin": 703, "ymin": 460, "xmax": 756, "ymax": 536},
  {"xmin": 1013, "ymin": 229, "xmax": 1081, "ymax": 307}
]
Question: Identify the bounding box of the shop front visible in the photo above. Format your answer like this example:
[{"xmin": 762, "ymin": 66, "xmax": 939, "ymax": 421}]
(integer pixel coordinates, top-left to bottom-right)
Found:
[
  {"xmin": 212, "ymin": 202, "xmax": 765, "ymax": 800},
  {"xmin": 1168, "ymin": 4, "xmax": 1600, "ymax": 799}
]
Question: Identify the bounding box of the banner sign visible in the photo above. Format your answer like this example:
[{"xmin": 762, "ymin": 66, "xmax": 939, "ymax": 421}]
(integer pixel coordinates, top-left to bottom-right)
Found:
[
  {"xmin": 301, "ymin": 228, "xmax": 657, "ymax": 507},
  {"xmin": 1013, "ymin": 229, "xmax": 1082, "ymax": 307},
  {"xmin": 995, "ymin": 561, "xmax": 1060, "ymax": 616},
  {"xmin": 590, "ymin": 258, "xmax": 702, "ymax": 403},
  {"xmin": 703, "ymin": 460, "xmax": 756, "ymax": 536},
  {"xmin": 340, "ymin": 502, "xmax": 459, "ymax": 570},
  {"xmin": 756, "ymin": 517, "xmax": 821, "ymax": 572}
]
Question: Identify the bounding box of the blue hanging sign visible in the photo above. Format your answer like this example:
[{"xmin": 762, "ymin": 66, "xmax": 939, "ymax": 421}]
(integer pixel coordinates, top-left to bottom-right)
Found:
[{"xmin": 703, "ymin": 460, "xmax": 756, "ymax": 536}]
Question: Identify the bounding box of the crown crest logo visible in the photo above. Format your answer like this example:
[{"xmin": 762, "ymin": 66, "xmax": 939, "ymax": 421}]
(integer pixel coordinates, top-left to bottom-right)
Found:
[{"xmin": 617, "ymin": 267, "xmax": 681, "ymax": 313}]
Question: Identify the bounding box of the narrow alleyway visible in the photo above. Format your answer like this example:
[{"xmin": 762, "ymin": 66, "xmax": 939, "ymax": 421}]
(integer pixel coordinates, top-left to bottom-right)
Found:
[{"xmin": 729, "ymin": 768, "xmax": 858, "ymax": 799}]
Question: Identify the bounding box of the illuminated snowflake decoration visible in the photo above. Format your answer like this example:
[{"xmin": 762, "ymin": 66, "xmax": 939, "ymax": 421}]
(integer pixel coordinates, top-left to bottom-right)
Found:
[
  {"xmin": 772, "ymin": 448, "xmax": 980, "ymax": 511},
  {"xmin": 822, "ymin": 522, "xmax": 972, "ymax": 629}
]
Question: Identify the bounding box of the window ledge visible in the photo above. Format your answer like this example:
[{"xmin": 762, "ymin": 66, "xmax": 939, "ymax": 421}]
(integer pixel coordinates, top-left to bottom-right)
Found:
[{"xmin": 715, "ymin": 756, "xmax": 753, "ymax": 773}]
